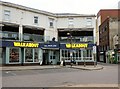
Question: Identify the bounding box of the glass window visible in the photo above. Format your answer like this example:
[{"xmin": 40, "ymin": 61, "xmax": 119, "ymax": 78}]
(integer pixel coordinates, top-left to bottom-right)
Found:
[
  {"xmin": 49, "ymin": 18, "xmax": 54, "ymax": 28},
  {"xmin": 79, "ymin": 50, "xmax": 81, "ymax": 57},
  {"xmin": 3, "ymin": 33, "xmax": 8, "ymax": 38},
  {"xmin": 9, "ymin": 48, "xmax": 19, "ymax": 63},
  {"xmin": 83, "ymin": 50, "xmax": 87, "ymax": 57},
  {"xmin": 86, "ymin": 18, "xmax": 92, "ymax": 26},
  {"xmin": 62, "ymin": 50, "xmax": 64, "ymax": 57},
  {"xmin": 65, "ymin": 50, "xmax": 67, "ymax": 57},
  {"xmin": 0, "ymin": 48, "xmax": 2, "ymax": 64},
  {"xmin": 68, "ymin": 50, "xmax": 70, "ymax": 57},
  {"xmin": 76, "ymin": 50, "xmax": 78, "ymax": 57},
  {"xmin": 23, "ymin": 35, "xmax": 30, "ymax": 41},
  {"xmin": 4, "ymin": 10, "xmax": 10, "ymax": 21},
  {"xmin": 25, "ymin": 48, "xmax": 33, "ymax": 62},
  {"xmin": 68, "ymin": 18, "xmax": 74, "ymax": 26},
  {"xmin": 0, "ymin": 32, "xmax": 2, "ymax": 39},
  {"xmin": 34, "ymin": 16, "xmax": 38, "ymax": 24},
  {"xmin": 34, "ymin": 49, "xmax": 39, "ymax": 62}
]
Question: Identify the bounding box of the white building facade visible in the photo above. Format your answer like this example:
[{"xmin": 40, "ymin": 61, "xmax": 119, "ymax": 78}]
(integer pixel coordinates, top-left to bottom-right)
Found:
[{"xmin": 0, "ymin": 1, "xmax": 96, "ymax": 65}]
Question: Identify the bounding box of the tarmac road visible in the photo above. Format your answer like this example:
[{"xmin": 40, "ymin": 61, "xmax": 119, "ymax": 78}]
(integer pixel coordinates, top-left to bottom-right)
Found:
[{"xmin": 2, "ymin": 64, "xmax": 118, "ymax": 87}]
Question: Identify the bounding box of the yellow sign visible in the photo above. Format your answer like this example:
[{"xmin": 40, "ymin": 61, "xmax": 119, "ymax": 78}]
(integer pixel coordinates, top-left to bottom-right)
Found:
[
  {"xmin": 66, "ymin": 43, "xmax": 88, "ymax": 48},
  {"xmin": 14, "ymin": 42, "xmax": 39, "ymax": 48}
]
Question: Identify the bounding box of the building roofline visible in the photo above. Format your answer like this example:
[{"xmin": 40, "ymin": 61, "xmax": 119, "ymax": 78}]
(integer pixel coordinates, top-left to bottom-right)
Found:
[
  {"xmin": 55, "ymin": 13, "xmax": 96, "ymax": 17},
  {"xmin": 0, "ymin": 1, "xmax": 56, "ymax": 17},
  {"xmin": 0, "ymin": 1, "xmax": 96, "ymax": 18},
  {"xmin": 97, "ymin": 9, "xmax": 120, "ymax": 18}
]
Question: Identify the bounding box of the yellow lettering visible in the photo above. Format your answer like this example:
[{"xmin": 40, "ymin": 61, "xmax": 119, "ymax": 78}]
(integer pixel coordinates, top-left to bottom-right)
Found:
[
  {"xmin": 14, "ymin": 42, "xmax": 39, "ymax": 48},
  {"xmin": 14, "ymin": 42, "xmax": 20, "ymax": 46},
  {"xmin": 66, "ymin": 43, "xmax": 88, "ymax": 48}
]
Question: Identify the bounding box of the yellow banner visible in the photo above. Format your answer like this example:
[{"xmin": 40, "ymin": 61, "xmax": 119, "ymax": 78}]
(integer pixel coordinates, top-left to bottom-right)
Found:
[
  {"xmin": 66, "ymin": 43, "xmax": 88, "ymax": 48},
  {"xmin": 14, "ymin": 42, "xmax": 39, "ymax": 48}
]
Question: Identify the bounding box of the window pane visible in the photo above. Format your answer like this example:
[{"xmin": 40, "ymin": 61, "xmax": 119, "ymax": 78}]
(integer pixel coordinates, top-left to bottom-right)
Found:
[
  {"xmin": 9, "ymin": 48, "xmax": 19, "ymax": 62},
  {"xmin": 34, "ymin": 49, "xmax": 39, "ymax": 62},
  {"xmin": 25, "ymin": 48, "xmax": 33, "ymax": 62},
  {"xmin": 65, "ymin": 50, "xmax": 67, "ymax": 57},
  {"xmin": 4, "ymin": 10, "xmax": 10, "ymax": 20},
  {"xmin": 79, "ymin": 50, "xmax": 81, "ymax": 57},
  {"xmin": 49, "ymin": 18, "xmax": 54, "ymax": 27},
  {"xmin": 68, "ymin": 18, "xmax": 74, "ymax": 25},
  {"xmin": 86, "ymin": 18, "xmax": 92, "ymax": 26},
  {"xmin": 62, "ymin": 50, "xmax": 64, "ymax": 57},
  {"xmin": 34, "ymin": 16, "xmax": 38, "ymax": 24}
]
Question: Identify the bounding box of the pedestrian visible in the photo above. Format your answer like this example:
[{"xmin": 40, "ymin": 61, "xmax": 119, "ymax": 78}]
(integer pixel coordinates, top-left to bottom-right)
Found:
[{"xmin": 70, "ymin": 59, "xmax": 73, "ymax": 67}]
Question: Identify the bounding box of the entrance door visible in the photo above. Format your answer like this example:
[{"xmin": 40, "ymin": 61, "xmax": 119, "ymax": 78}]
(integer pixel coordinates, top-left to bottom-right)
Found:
[
  {"xmin": 43, "ymin": 52, "xmax": 48, "ymax": 65},
  {"xmin": 49, "ymin": 50, "xmax": 56, "ymax": 64},
  {"xmin": 117, "ymin": 53, "xmax": 120, "ymax": 63}
]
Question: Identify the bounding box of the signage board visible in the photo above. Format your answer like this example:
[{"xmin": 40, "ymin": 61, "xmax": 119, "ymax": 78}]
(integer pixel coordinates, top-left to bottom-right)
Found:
[
  {"xmin": 14, "ymin": 42, "xmax": 39, "ymax": 48},
  {"xmin": 66, "ymin": 43, "xmax": 88, "ymax": 48}
]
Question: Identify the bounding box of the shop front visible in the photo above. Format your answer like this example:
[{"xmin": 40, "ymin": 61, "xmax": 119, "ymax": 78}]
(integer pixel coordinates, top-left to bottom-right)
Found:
[
  {"xmin": 42, "ymin": 41, "xmax": 60, "ymax": 65},
  {"xmin": 1, "ymin": 41, "xmax": 43, "ymax": 65},
  {"xmin": 60, "ymin": 43, "xmax": 96, "ymax": 65}
]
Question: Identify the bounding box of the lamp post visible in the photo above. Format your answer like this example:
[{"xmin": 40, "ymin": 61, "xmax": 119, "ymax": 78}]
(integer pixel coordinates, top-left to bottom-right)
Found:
[{"xmin": 67, "ymin": 31, "xmax": 73, "ymax": 66}]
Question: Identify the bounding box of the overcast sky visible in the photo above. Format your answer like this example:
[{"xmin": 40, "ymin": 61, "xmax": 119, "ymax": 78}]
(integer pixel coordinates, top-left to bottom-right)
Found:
[{"xmin": 2, "ymin": 0, "xmax": 120, "ymax": 15}]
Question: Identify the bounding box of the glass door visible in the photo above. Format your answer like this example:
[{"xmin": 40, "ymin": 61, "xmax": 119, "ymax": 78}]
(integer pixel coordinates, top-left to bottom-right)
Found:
[{"xmin": 49, "ymin": 50, "xmax": 56, "ymax": 64}]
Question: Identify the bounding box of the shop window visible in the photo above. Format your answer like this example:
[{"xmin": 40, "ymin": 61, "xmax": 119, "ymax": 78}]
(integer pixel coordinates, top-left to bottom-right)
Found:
[
  {"xmin": 9, "ymin": 48, "xmax": 19, "ymax": 63},
  {"xmin": 0, "ymin": 48, "xmax": 2, "ymax": 64},
  {"xmin": 53, "ymin": 56, "xmax": 55, "ymax": 59},
  {"xmin": 68, "ymin": 50, "xmax": 70, "ymax": 57},
  {"xmin": 62, "ymin": 50, "xmax": 64, "ymax": 57},
  {"xmin": 25, "ymin": 48, "xmax": 33, "ymax": 62},
  {"xmin": 79, "ymin": 50, "xmax": 81, "ymax": 57},
  {"xmin": 65, "ymin": 50, "xmax": 67, "ymax": 57},
  {"xmin": 83, "ymin": 50, "xmax": 87, "ymax": 57},
  {"xmin": 34, "ymin": 49, "xmax": 39, "ymax": 62}
]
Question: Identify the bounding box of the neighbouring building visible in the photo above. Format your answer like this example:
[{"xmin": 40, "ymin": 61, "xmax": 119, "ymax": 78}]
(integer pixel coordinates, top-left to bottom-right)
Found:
[
  {"xmin": 97, "ymin": 9, "xmax": 120, "ymax": 63},
  {"xmin": 0, "ymin": 1, "xmax": 96, "ymax": 66}
]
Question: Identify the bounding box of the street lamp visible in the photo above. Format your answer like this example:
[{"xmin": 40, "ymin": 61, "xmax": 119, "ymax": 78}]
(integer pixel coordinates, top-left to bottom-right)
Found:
[{"xmin": 67, "ymin": 31, "xmax": 73, "ymax": 66}]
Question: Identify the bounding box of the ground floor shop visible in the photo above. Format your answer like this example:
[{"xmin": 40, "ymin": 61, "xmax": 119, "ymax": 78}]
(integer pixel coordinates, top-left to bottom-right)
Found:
[
  {"xmin": 2, "ymin": 42, "xmax": 43, "ymax": 65},
  {"xmin": 60, "ymin": 43, "xmax": 96, "ymax": 65},
  {"xmin": 1, "ymin": 41, "xmax": 96, "ymax": 65},
  {"xmin": 100, "ymin": 50, "xmax": 120, "ymax": 64},
  {"xmin": 117, "ymin": 53, "xmax": 120, "ymax": 63},
  {"xmin": 42, "ymin": 49, "xmax": 59, "ymax": 65}
]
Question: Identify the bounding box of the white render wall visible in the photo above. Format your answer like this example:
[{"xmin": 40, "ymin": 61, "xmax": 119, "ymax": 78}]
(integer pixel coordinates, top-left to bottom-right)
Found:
[
  {"xmin": 57, "ymin": 17, "xmax": 96, "ymax": 44},
  {"xmin": 0, "ymin": 3, "xmax": 2, "ymax": 23},
  {"xmin": 96, "ymin": 16, "xmax": 101, "ymax": 45},
  {"xmin": 2, "ymin": 6, "xmax": 49, "ymax": 28},
  {"xmin": 57, "ymin": 17, "xmax": 96, "ymax": 28},
  {"xmin": 1, "ymin": 2, "xmax": 96, "ymax": 42},
  {"xmin": 1, "ymin": 5, "xmax": 58, "ymax": 41}
]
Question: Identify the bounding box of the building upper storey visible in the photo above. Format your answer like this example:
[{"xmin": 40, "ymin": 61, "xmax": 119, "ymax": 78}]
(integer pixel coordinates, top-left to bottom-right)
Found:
[{"xmin": 0, "ymin": 1, "xmax": 96, "ymax": 30}]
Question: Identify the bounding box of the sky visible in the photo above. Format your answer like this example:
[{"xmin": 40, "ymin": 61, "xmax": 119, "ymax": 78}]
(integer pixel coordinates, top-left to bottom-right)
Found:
[{"xmin": 2, "ymin": 0, "xmax": 120, "ymax": 15}]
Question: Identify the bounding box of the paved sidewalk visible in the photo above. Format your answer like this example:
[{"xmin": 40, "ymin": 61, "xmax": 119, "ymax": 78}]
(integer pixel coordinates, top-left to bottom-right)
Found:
[
  {"xmin": 57, "ymin": 84, "xmax": 118, "ymax": 87},
  {"xmin": 0, "ymin": 64, "xmax": 103, "ymax": 71},
  {"xmin": 71, "ymin": 65, "xmax": 103, "ymax": 70}
]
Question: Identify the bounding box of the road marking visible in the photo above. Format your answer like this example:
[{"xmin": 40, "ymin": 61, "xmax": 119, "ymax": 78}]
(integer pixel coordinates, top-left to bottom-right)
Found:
[{"xmin": 5, "ymin": 71, "xmax": 16, "ymax": 76}]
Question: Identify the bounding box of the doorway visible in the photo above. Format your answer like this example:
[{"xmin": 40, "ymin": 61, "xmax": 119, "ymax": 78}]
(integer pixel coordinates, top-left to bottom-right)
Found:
[{"xmin": 43, "ymin": 52, "xmax": 48, "ymax": 65}]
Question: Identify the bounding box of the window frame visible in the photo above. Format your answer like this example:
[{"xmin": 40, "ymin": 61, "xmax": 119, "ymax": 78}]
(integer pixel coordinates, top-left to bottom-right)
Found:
[
  {"xmin": 86, "ymin": 18, "xmax": 92, "ymax": 26},
  {"xmin": 49, "ymin": 18, "xmax": 54, "ymax": 28},
  {"xmin": 34, "ymin": 16, "xmax": 39, "ymax": 24},
  {"xmin": 68, "ymin": 18, "xmax": 74, "ymax": 26},
  {"xmin": 4, "ymin": 10, "xmax": 10, "ymax": 21}
]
